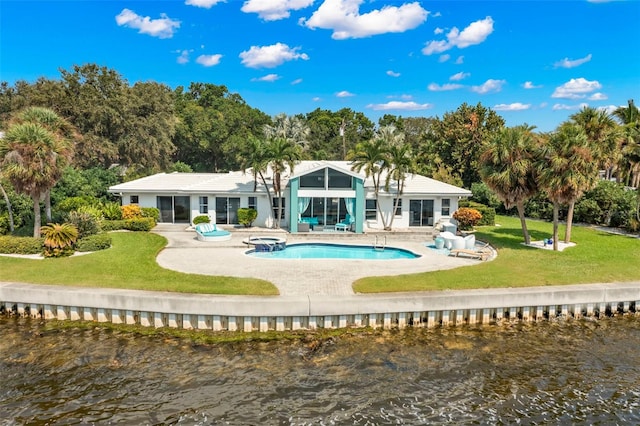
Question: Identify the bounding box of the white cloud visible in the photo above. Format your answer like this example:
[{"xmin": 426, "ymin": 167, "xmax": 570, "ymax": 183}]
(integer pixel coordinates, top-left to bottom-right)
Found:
[
  {"xmin": 336, "ymin": 90, "xmax": 355, "ymax": 97},
  {"xmin": 450, "ymin": 72, "xmax": 470, "ymax": 81},
  {"xmin": 554, "ymin": 53, "xmax": 592, "ymax": 69},
  {"xmin": 242, "ymin": 0, "xmax": 314, "ymax": 21},
  {"xmin": 589, "ymin": 92, "xmax": 608, "ymax": 101},
  {"xmin": 471, "ymin": 79, "xmax": 505, "ymax": 94},
  {"xmin": 523, "ymin": 81, "xmax": 542, "ymax": 89},
  {"xmin": 185, "ymin": 0, "xmax": 225, "ymax": 9},
  {"xmin": 252, "ymin": 74, "xmax": 281, "ymax": 82},
  {"xmin": 422, "ymin": 16, "xmax": 494, "ymax": 55},
  {"xmin": 552, "ymin": 103, "xmax": 588, "ymax": 111},
  {"xmin": 427, "ymin": 83, "xmax": 463, "ymax": 91},
  {"xmin": 177, "ymin": 50, "xmax": 190, "ymax": 64},
  {"xmin": 552, "ymin": 77, "xmax": 601, "ymax": 99},
  {"xmin": 291, "ymin": 78, "xmax": 303, "ymax": 85},
  {"xmin": 115, "ymin": 9, "xmax": 180, "ymax": 39},
  {"xmin": 598, "ymin": 104, "xmax": 619, "ymax": 114},
  {"xmin": 493, "ymin": 103, "xmax": 531, "ymax": 111},
  {"xmin": 367, "ymin": 101, "xmax": 433, "ymax": 111},
  {"xmin": 438, "ymin": 54, "xmax": 450, "ymax": 63},
  {"xmin": 196, "ymin": 54, "xmax": 222, "ymax": 67},
  {"xmin": 434, "ymin": 27, "xmax": 444, "ymax": 35},
  {"xmin": 239, "ymin": 43, "xmax": 309, "ymax": 68},
  {"xmin": 301, "ymin": 0, "xmax": 428, "ymax": 40},
  {"xmin": 455, "ymin": 56, "xmax": 464, "ymax": 64},
  {"xmin": 387, "ymin": 70, "xmax": 401, "ymax": 77},
  {"xmin": 313, "ymin": 96, "xmax": 322, "ymax": 101}
]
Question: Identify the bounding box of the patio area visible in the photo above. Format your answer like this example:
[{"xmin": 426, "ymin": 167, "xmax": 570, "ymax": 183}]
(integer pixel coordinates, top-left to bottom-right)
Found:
[{"xmin": 153, "ymin": 224, "xmax": 485, "ymax": 296}]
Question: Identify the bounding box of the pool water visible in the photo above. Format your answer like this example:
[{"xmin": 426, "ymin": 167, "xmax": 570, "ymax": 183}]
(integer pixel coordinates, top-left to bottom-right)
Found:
[{"xmin": 247, "ymin": 243, "xmax": 419, "ymax": 260}]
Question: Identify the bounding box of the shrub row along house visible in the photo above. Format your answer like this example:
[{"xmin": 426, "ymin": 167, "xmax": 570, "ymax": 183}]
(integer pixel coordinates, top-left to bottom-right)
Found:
[{"xmin": 108, "ymin": 161, "xmax": 471, "ymax": 233}]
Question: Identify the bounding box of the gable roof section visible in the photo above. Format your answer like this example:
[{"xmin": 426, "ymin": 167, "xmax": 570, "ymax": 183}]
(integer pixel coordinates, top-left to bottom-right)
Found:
[{"xmin": 288, "ymin": 161, "xmax": 363, "ymax": 181}]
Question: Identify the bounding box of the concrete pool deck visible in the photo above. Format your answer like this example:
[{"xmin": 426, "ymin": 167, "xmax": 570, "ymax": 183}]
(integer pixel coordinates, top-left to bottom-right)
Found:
[{"xmin": 153, "ymin": 224, "xmax": 485, "ymax": 296}]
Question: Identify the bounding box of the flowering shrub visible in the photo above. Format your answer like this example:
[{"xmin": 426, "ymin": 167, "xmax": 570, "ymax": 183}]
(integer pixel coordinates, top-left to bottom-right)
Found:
[
  {"xmin": 121, "ymin": 204, "xmax": 143, "ymax": 219},
  {"xmin": 453, "ymin": 207, "xmax": 483, "ymax": 231}
]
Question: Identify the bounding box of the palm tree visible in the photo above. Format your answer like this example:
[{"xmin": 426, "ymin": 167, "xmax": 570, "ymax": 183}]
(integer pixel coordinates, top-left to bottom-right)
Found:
[
  {"xmin": 570, "ymin": 106, "xmax": 620, "ymax": 180},
  {"xmin": 240, "ymin": 137, "xmax": 276, "ymax": 226},
  {"xmin": 613, "ymin": 100, "xmax": 640, "ymax": 187},
  {"xmin": 479, "ymin": 125, "xmax": 539, "ymax": 244},
  {"xmin": 0, "ymin": 177, "xmax": 15, "ymax": 233},
  {"xmin": 265, "ymin": 137, "xmax": 302, "ymax": 228},
  {"xmin": 348, "ymin": 135, "xmax": 389, "ymax": 229},
  {"xmin": 0, "ymin": 107, "xmax": 75, "ymax": 237},
  {"xmin": 537, "ymin": 123, "xmax": 598, "ymax": 249},
  {"xmin": 264, "ymin": 114, "xmax": 310, "ymax": 152},
  {"xmin": 41, "ymin": 222, "xmax": 78, "ymax": 257},
  {"xmin": 385, "ymin": 142, "xmax": 414, "ymax": 230}
]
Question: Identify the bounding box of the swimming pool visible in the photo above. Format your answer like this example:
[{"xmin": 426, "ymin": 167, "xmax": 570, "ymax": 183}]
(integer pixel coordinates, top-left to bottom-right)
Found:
[{"xmin": 246, "ymin": 243, "xmax": 420, "ymax": 260}]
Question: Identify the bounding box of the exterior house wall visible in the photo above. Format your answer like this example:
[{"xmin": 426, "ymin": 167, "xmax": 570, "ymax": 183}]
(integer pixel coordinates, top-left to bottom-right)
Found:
[{"xmin": 364, "ymin": 195, "xmax": 462, "ymax": 230}]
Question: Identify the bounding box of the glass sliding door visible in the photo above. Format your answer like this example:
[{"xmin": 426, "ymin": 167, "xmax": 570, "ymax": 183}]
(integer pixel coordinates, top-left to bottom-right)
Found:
[
  {"xmin": 216, "ymin": 197, "xmax": 240, "ymax": 224},
  {"xmin": 157, "ymin": 196, "xmax": 191, "ymax": 223},
  {"xmin": 157, "ymin": 196, "xmax": 173, "ymax": 223},
  {"xmin": 174, "ymin": 196, "xmax": 191, "ymax": 223},
  {"xmin": 410, "ymin": 199, "xmax": 434, "ymax": 226},
  {"xmin": 228, "ymin": 197, "xmax": 240, "ymax": 224}
]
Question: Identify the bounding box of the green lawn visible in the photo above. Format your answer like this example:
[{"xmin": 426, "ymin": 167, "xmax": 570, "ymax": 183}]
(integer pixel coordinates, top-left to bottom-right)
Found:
[
  {"xmin": 1, "ymin": 219, "xmax": 637, "ymax": 296},
  {"xmin": 0, "ymin": 232, "xmax": 279, "ymax": 295},
  {"xmin": 353, "ymin": 216, "xmax": 640, "ymax": 293}
]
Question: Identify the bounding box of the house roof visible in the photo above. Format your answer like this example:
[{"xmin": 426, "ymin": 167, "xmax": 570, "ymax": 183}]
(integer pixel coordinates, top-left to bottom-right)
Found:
[
  {"xmin": 109, "ymin": 171, "xmax": 268, "ymax": 194},
  {"xmin": 108, "ymin": 161, "xmax": 471, "ymax": 197}
]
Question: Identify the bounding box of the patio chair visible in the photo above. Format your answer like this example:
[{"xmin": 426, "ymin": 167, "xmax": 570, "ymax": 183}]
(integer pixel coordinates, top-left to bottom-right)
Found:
[
  {"xmin": 335, "ymin": 214, "xmax": 353, "ymax": 232},
  {"xmin": 449, "ymin": 242, "xmax": 492, "ymax": 261}
]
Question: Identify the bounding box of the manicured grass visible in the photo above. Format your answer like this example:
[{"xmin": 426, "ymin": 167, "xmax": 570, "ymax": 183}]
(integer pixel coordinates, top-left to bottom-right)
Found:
[
  {"xmin": 353, "ymin": 216, "xmax": 640, "ymax": 293},
  {"xmin": 0, "ymin": 232, "xmax": 279, "ymax": 295}
]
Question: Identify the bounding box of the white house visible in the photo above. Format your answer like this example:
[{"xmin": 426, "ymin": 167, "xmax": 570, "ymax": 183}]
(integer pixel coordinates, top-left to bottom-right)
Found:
[{"xmin": 108, "ymin": 161, "xmax": 471, "ymax": 233}]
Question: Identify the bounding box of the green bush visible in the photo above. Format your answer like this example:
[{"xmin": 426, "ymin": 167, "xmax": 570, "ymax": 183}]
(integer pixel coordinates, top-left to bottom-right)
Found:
[
  {"xmin": 0, "ymin": 214, "xmax": 10, "ymax": 235},
  {"xmin": 102, "ymin": 202, "xmax": 123, "ymax": 220},
  {"xmin": 458, "ymin": 201, "xmax": 495, "ymax": 226},
  {"xmin": 193, "ymin": 215, "xmax": 210, "ymax": 225},
  {"xmin": 55, "ymin": 196, "xmax": 96, "ymax": 213},
  {"xmin": 470, "ymin": 182, "xmax": 502, "ymax": 210},
  {"xmin": 66, "ymin": 211, "xmax": 101, "ymax": 238},
  {"xmin": 101, "ymin": 220, "xmax": 126, "ymax": 231},
  {"xmin": 0, "ymin": 236, "xmax": 43, "ymax": 254},
  {"xmin": 237, "ymin": 208, "xmax": 257, "ymax": 227},
  {"xmin": 141, "ymin": 207, "xmax": 160, "ymax": 223},
  {"xmin": 574, "ymin": 198, "xmax": 602, "ymax": 224},
  {"xmin": 124, "ymin": 218, "xmax": 156, "ymax": 231},
  {"xmin": 75, "ymin": 233, "xmax": 112, "ymax": 252}
]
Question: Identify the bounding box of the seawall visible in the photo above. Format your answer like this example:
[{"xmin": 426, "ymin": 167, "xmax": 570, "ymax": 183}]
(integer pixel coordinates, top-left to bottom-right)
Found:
[{"xmin": 1, "ymin": 281, "xmax": 639, "ymax": 331}]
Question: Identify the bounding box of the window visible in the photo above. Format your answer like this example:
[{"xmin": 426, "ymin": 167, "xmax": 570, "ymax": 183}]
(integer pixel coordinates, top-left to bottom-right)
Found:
[
  {"xmin": 299, "ymin": 168, "xmax": 353, "ymax": 189},
  {"xmin": 248, "ymin": 196, "xmax": 257, "ymax": 210},
  {"xmin": 365, "ymin": 199, "xmax": 377, "ymax": 220},
  {"xmin": 300, "ymin": 170, "xmax": 325, "ymax": 188},
  {"xmin": 393, "ymin": 198, "xmax": 402, "ymax": 216},
  {"xmin": 327, "ymin": 169, "xmax": 352, "ymax": 189},
  {"xmin": 199, "ymin": 196, "xmax": 208, "ymax": 214},
  {"xmin": 130, "ymin": 195, "xmax": 139, "ymax": 204},
  {"xmin": 272, "ymin": 197, "xmax": 286, "ymax": 221},
  {"xmin": 442, "ymin": 198, "xmax": 450, "ymax": 216}
]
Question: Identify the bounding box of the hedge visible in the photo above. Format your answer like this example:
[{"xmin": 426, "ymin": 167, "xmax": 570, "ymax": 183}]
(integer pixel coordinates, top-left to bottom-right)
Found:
[
  {"xmin": 75, "ymin": 233, "xmax": 112, "ymax": 252},
  {"xmin": 0, "ymin": 236, "xmax": 44, "ymax": 254},
  {"xmin": 458, "ymin": 200, "xmax": 496, "ymax": 226},
  {"xmin": 101, "ymin": 218, "xmax": 156, "ymax": 232}
]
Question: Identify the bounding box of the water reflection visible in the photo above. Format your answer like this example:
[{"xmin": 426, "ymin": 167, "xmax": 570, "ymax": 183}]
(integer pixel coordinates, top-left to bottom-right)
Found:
[{"xmin": 1, "ymin": 316, "xmax": 639, "ymax": 424}]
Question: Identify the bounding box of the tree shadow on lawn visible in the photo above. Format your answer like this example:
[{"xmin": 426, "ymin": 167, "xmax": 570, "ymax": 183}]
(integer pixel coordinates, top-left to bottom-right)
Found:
[{"xmin": 479, "ymin": 227, "xmax": 559, "ymax": 250}]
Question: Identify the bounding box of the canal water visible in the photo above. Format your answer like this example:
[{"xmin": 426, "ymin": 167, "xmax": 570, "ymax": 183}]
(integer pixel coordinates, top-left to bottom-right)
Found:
[{"xmin": 1, "ymin": 316, "xmax": 639, "ymax": 425}]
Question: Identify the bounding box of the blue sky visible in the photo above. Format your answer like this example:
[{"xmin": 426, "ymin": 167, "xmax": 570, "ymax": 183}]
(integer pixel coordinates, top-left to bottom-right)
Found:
[{"xmin": 2, "ymin": 0, "xmax": 639, "ymax": 131}]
